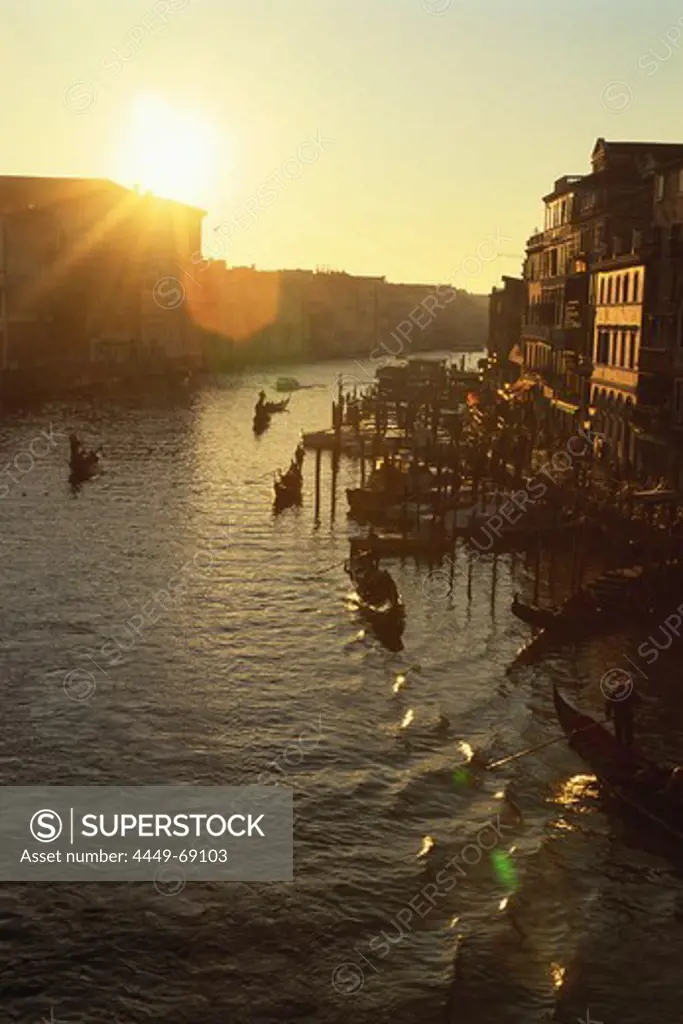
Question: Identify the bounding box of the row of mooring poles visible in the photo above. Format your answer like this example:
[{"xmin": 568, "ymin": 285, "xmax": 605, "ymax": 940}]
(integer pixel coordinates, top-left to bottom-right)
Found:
[
  {"xmin": 312, "ymin": 444, "xmax": 342, "ymax": 527},
  {"xmin": 317, "ymin": 385, "xmax": 595, "ymax": 611}
]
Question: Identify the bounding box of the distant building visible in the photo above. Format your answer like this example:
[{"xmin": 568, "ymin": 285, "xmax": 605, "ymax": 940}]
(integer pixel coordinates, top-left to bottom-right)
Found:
[
  {"xmin": 190, "ymin": 265, "xmax": 485, "ymax": 364},
  {"xmin": 376, "ymin": 280, "xmax": 464, "ymax": 355},
  {"xmin": 191, "ymin": 263, "xmax": 313, "ymax": 361},
  {"xmin": 306, "ymin": 271, "xmax": 381, "ymax": 357}
]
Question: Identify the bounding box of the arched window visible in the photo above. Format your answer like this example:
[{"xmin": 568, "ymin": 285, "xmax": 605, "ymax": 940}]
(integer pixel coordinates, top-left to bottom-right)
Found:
[
  {"xmin": 597, "ymin": 330, "xmax": 609, "ymax": 364},
  {"xmin": 623, "ymin": 273, "xmax": 631, "ymax": 304},
  {"xmin": 607, "ymin": 277, "xmax": 613, "ymax": 303},
  {"xmin": 623, "ymin": 332, "xmax": 631, "ymax": 369}
]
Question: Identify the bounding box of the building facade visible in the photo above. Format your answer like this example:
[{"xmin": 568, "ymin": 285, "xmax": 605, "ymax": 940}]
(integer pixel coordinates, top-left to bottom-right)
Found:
[
  {"xmin": 590, "ymin": 257, "xmax": 646, "ymax": 464},
  {"xmin": 0, "ymin": 176, "xmax": 205, "ymax": 390},
  {"xmin": 191, "ymin": 266, "xmax": 485, "ymax": 364},
  {"xmin": 488, "ymin": 275, "xmax": 525, "ymax": 382},
  {"xmin": 517, "ymin": 138, "xmax": 683, "ymax": 442}
]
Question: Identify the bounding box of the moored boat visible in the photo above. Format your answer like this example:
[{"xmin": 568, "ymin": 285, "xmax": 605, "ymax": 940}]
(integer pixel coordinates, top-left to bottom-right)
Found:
[
  {"xmin": 553, "ymin": 684, "xmax": 683, "ymax": 841},
  {"xmin": 346, "ymin": 461, "xmax": 436, "ymax": 522},
  {"xmin": 511, "ymin": 565, "xmax": 653, "ymax": 637},
  {"xmin": 511, "ymin": 595, "xmax": 564, "ymax": 631},
  {"xmin": 468, "ymin": 514, "xmax": 586, "ymax": 553},
  {"xmin": 275, "ymin": 377, "xmax": 305, "ymax": 392}
]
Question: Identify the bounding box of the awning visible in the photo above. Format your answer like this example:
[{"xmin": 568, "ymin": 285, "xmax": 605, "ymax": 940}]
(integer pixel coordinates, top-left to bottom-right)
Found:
[
  {"xmin": 551, "ymin": 398, "xmax": 579, "ymax": 415},
  {"xmin": 632, "ymin": 487, "xmax": 680, "ymax": 503}
]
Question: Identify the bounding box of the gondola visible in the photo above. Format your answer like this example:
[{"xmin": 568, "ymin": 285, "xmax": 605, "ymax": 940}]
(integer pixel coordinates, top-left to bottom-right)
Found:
[
  {"xmin": 553, "ymin": 684, "xmax": 683, "ymax": 842},
  {"xmin": 275, "ymin": 377, "xmax": 309, "ymax": 392},
  {"xmin": 511, "ymin": 595, "xmax": 564, "ymax": 631},
  {"xmin": 344, "ymin": 554, "xmax": 405, "ymax": 648},
  {"xmin": 253, "ymin": 408, "xmax": 271, "ymax": 435},
  {"xmin": 69, "ymin": 448, "xmax": 100, "ymax": 484},
  {"xmin": 469, "ymin": 515, "xmax": 586, "ymax": 554},
  {"xmin": 273, "ymin": 464, "xmax": 302, "ymax": 511},
  {"xmin": 511, "ymin": 591, "xmax": 623, "ymax": 637}
]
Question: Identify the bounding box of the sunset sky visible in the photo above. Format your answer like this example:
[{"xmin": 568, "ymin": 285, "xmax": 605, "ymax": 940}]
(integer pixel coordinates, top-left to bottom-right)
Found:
[{"xmin": 3, "ymin": 0, "xmax": 683, "ymax": 291}]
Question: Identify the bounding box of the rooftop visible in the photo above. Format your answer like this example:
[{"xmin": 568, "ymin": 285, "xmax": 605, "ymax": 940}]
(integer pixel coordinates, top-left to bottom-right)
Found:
[{"xmin": 0, "ymin": 175, "xmax": 206, "ymax": 215}]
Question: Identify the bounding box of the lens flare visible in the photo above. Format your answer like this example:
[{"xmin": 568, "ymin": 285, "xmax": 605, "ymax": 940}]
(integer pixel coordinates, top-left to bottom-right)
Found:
[
  {"xmin": 452, "ymin": 767, "xmax": 471, "ymax": 789},
  {"xmin": 491, "ymin": 849, "xmax": 518, "ymax": 890},
  {"xmin": 550, "ymin": 963, "xmax": 566, "ymax": 990},
  {"xmin": 417, "ymin": 835, "xmax": 435, "ymax": 858},
  {"xmin": 458, "ymin": 741, "xmax": 474, "ymax": 762}
]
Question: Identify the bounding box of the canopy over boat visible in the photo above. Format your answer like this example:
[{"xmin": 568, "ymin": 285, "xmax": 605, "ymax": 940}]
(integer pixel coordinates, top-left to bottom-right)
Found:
[{"xmin": 632, "ymin": 488, "xmax": 680, "ymax": 503}]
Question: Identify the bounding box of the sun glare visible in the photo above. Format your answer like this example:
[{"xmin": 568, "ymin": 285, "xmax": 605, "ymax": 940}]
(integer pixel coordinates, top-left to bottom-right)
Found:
[{"xmin": 122, "ymin": 95, "xmax": 216, "ymax": 206}]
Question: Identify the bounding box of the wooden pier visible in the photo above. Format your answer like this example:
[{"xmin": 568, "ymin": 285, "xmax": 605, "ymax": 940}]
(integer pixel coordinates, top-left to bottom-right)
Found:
[{"xmin": 299, "ymin": 358, "xmax": 683, "ymax": 599}]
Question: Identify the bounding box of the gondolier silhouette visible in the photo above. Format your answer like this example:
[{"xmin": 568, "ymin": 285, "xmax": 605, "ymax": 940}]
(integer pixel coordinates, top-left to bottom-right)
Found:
[
  {"xmin": 361, "ymin": 526, "xmax": 380, "ymax": 571},
  {"xmin": 605, "ymin": 682, "xmax": 641, "ymax": 749}
]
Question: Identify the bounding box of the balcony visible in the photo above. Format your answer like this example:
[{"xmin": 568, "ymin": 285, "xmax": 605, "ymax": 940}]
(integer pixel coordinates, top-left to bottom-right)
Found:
[{"xmin": 521, "ymin": 323, "xmax": 569, "ymax": 346}]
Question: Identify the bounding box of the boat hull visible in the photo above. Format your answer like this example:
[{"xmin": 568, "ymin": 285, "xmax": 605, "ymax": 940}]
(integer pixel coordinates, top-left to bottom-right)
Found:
[
  {"xmin": 553, "ymin": 684, "xmax": 683, "ymax": 841},
  {"xmin": 349, "ymin": 533, "xmax": 451, "ymax": 559},
  {"xmin": 69, "ymin": 452, "xmax": 99, "ymax": 482},
  {"xmin": 511, "ymin": 597, "xmax": 562, "ymax": 630},
  {"xmin": 253, "ymin": 413, "xmax": 271, "ymax": 435},
  {"xmin": 345, "ymin": 561, "xmax": 405, "ymax": 648}
]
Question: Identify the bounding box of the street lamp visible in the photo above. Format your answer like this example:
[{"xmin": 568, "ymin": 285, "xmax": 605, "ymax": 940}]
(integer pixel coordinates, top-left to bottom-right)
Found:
[{"xmin": 583, "ymin": 405, "xmax": 597, "ymax": 432}]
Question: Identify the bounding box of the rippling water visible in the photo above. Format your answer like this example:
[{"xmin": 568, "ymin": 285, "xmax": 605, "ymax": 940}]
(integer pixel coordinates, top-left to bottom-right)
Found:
[{"xmin": 1, "ymin": 357, "xmax": 683, "ymax": 1024}]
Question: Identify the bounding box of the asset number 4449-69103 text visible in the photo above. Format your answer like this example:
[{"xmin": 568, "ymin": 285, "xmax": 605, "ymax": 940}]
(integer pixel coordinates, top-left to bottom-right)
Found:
[{"xmin": 133, "ymin": 849, "xmax": 229, "ymax": 863}]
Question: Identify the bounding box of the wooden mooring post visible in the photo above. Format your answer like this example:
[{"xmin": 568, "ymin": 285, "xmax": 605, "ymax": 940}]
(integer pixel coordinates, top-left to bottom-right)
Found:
[
  {"xmin": 532, "ymin": 538, "xmax": 542, "ymax": 605},
  {"xmin": 491, "ymin": 551, "xmax": 498, "ymax": 619},
  {"xmin": 330, "ymin": 450, "xmax": 339, "ymax": 524},
  {"xmin": 314, "ymin": 447, "xmax": 322, "ymax": 524}
]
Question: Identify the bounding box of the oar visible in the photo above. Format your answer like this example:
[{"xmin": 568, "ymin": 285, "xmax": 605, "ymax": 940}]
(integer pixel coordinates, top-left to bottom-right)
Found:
[
  {"xmin": 299, "ymin": 557, "xmax": 350, "ymax": 580},
  {"xmin": 485, "ymin": 718, "xmax": 609, "ymax": 770}
]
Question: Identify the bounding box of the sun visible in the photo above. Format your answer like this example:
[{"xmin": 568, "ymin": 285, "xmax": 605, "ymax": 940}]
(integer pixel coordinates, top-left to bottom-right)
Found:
[{"xmin": 121, "ymin": 95, "xmax": 216, "ymax": 206}]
